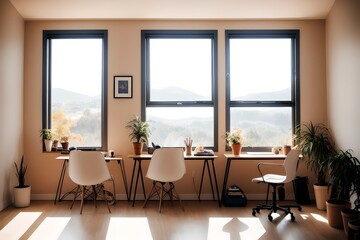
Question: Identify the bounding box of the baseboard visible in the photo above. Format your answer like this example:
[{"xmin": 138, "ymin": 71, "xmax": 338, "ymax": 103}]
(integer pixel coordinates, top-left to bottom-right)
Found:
[
  {"xmin": 0, "ymin": 199, "xmax": 11, "ymax": 211},
  {"xmin": 31, "ymin": 193, "xmax": 299, "ymax": 201}
]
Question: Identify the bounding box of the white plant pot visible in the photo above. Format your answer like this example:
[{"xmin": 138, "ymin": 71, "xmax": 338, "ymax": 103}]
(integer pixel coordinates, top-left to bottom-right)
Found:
[
  {"xmin": 13, "ymin": 186, "xmax": 31, "ymax": 207},
  {"xmin": 44, "ymin": 139, "xmax": 53, "ymax": 152}
]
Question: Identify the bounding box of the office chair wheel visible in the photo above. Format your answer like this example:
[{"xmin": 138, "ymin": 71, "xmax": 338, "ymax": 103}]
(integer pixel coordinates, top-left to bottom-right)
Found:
[
  {"xmin": 252, "ymin": 210, "xmax": 256, "ymax": 216},
  {"xmin": 298, "ymin": 206, "xmax": 302, "ymax": 211},
  {"xmin": 291, "ymin": 214, "xmax": 295, "ymax": 222},
  {"xmin": 268, "ymin": 215, "xmax": 273, "ymax": 221}
]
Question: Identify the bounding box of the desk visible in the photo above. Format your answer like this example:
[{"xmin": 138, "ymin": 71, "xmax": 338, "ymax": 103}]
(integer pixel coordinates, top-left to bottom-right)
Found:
[
  {"xmin": 128, "ymin": 154, "xmax": 221, "ymax": 207},
  {"xmin": 54, "ymin": 155, "xmax": 128, "ymax": 204},
  {"xmin": 222, "ymin": 153, "xmax": 287, "ymax": 205}
]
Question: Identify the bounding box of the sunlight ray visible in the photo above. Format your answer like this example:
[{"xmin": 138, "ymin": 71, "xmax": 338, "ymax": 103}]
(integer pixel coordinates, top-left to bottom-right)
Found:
[
  {"xmin": 28, "ymin": 217, "xmax": 71, "ymax": 240},
  {"xmin": 310, "ymin": 213, "xmax": 328, "ymax": 223},
  {"xmin": 106, "ymin": 217, "xmax": 152, "ymax": 240},
  {"xmin": 0, "ymin": 212, "xmax": 42, "ymax": 240},
  {"xmin": 208, "ymin": 217, "xmax": 265, "ymax": 240}
]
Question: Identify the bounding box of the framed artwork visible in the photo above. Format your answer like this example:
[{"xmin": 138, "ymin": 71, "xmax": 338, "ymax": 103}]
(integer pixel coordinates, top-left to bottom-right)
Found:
[{"xmin": 114, "ymin": 76, "xmax": 132, "ymax": 98}]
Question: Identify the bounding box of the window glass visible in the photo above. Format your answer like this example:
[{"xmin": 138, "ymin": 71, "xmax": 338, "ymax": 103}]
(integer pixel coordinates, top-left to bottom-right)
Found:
[
  {"xmin": 146, "ymin": 107, "xmax": 214, "ymax": 147},
  {"xmin": 43, "ymin": 30, "xmax": 107, "ymax": 150},
  {"xmin": 142, "ymin": 30, "xmax": 218, "ymax": 149},
  {"xmin": 226, "ymin": 30, "xmax": 299, "ymax": 149},
  {"xmin": 230, "ymin": 39, "xmax": 291, "ymax": 101},
  {"xmin": 149, "ymin": 39, "xmax": 212, "ymax": 102},
  {"xmin": 230, "ymin": 107, "xmax": 292, "ymax": 146}
]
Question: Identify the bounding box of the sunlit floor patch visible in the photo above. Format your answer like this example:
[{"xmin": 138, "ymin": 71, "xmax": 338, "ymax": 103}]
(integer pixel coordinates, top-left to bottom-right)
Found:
[
  {"xmin": 0, "ymin": 212, "xmax": 42, "ymax": 240},
  {"xmin": 208, "ymin": 217, "xmax": 266, "ymax": 240},
  {"xmin": 28, "ymin": 217, "xmax": 71, "ymax": 240},
  {"xmin": 106, "ymin": 217, "xmax": 152, "ymax": 240},
  {"xmin": 310, "ymin": 213, "xmax": 328, "ymax": 223}
]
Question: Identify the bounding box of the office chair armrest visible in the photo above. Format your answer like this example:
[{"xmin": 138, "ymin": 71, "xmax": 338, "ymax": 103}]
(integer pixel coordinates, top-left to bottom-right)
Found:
[{"xmin": 257, "ymin": 162, "xmax": 284, "ymax": 182}]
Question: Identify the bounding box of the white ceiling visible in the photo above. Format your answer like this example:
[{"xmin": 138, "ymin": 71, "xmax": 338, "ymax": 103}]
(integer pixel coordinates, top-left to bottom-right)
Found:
[{"xmin": 10, "ymin": 0, "xmax": 336, "ymax": 20}]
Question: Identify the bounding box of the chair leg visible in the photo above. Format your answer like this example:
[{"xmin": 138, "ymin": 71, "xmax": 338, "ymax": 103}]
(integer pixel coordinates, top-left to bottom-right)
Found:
[
  {"xmin": 92, "ymin": 185, "xmax": 97, "ymax": 208},
  {"xmin": 70, "ymin": 185, "xmax": 81, "ymax": 210},
  {"xmin": 143, "ymin": 181, "xmax": 160, "ymax": 208},
  {"xmin": 170, "ymin": 183, "xmax": 184, "ymax": 211},
  {"xmin": 80, "ymin": 186, "xmax": 85, "ymax": 214},
  {"xmin": 159, "ymin": 183, "xmax": 164, "ymax": 212},
  {"xmin": 252, "ymin": 183, "xmax": 296, "ymax": 222},
  {"xmin": 100, "ymin": 184, "xmax": 111, "ymax": 213}
]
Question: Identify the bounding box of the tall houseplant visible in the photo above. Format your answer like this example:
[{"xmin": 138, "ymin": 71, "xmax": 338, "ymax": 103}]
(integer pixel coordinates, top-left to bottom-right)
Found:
[
  {"xmin": 40, "ymin": 129, "xmax": 53, "ymax": 152},
  {"xmin": 126, "ymin": 116, "xmax": 150, "ymax": 155},
  {"xmin": 294, "ymin": 121, "xmax": 335, "ymax": 210},
  {"xmin": 14, "ymin": 156, "xmax": 31, "ymax": 207},
  {"xmin": 327, "ymin": 149, "xmax": 360, "ymax": 229}
]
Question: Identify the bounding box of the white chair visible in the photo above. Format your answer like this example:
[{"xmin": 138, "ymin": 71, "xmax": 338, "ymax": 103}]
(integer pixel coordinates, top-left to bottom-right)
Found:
[
  {"xmin": 251, "ymin": 149, "xmax": 302, "ymax": 221},
  {"xmin": 68, "ymin": 151, "xmax": 112, "ymax": 214},
  {"xmin": 143, "ymin": 147, "xmax": 186, "ymax": 212}
]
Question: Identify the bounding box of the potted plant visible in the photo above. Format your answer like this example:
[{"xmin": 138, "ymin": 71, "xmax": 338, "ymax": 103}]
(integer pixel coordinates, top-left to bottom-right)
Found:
[
  {"xmin": 14, "ymin": 156, "xmax": 31, "ymax": 207},
  {"xmin": 326, "ymin": 149, "xmax": 360, "ymax": 230},
  {"xmin": 60, "ymin": 136, "xmax": 69, "ymax": 150},
  {"xmin": 126, "ymin": 116, "xmax": 150, "ymax": 155},
  {"xmin": 40, "ymin": 129, "xmax": 53, "ymax": 152},
  {"xmin": 294, "ymin": 121, "xmax": 335, "ymax": 210},
  {"xmin": 225, "ymin": 128, "xmax": 245, "ymax": 155}
]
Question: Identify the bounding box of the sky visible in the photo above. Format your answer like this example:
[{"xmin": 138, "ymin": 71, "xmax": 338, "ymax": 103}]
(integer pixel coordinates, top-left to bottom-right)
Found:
[{"xmin": 51, "ymin": 39, "xmax": 102, "ymax": 97}]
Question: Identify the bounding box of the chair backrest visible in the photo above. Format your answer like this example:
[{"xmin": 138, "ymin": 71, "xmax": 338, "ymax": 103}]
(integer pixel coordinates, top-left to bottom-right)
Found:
[
  {"xmin": 283, "ymin": 149, "xmax": 301, "ymax": 183},
  {"xmin": 68, "ymin": 151, "xmax": 111, "ymax": 186},
  {"xmin": 146, "ymin": 147, "xmax": 186, "ymax": 182}
]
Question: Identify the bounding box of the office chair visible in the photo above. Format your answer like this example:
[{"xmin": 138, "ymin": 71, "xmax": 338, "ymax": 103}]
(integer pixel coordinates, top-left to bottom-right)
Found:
[
  {"xmin": 143, "ymin": 147, "xmax": 186, "ymax": 212},
  {"xmin": 252, "ymin": 149, "xmax": 302, "ymax": 221},
  {"xmin": 68, "ymin": 151, "xmax": 112, "ymax": 214}
]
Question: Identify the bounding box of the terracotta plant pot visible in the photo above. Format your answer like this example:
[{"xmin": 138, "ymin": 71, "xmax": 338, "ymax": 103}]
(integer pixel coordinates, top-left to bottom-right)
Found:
[
  {"xmin": 133, "ymin": 142, "xmax": 143, "ymax": 155},
  {"xmin": 348, "ymin": 220, "xmax": 360, "ymax": 238},
  {"xmin": 61, "ymin": 141, "xmax": 69, "ymax": 150},
  {"xmin": 52, "ymin": 140, "xmax": 59, "ymax": 151},
  {"xmin": 326, "ymin": 199, "xmax": 351, "ymax": 228},
  {"xmin": 314, "ymin": 184, "xmax": 332, "ymax": 210},
  {"xmin": 231, "ymin": 143, "xmax": 242, "ymax": 155},
  {"xmin": 341, "ymin": 208, "xmax": 360, "ymax": 234}
]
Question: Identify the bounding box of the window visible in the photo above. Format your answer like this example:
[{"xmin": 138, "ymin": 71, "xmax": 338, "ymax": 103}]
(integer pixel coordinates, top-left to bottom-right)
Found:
[
  {"xmin": 42, "ymin": 30, "xmax": 108, "ymax": 150},
  {"xmin": 225, "ymin": 30, "xmax": 300, "ymax": 149},
  {"xmin": 141, "ymin": 30, "xmax": 218, "ymax": 150}
]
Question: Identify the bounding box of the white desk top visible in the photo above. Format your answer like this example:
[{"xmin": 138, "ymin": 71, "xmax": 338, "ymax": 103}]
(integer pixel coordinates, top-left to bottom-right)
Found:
[
  {"xmin": 128, "ymin": 153, "xmax": 218, "ymax": 159},
  {"xmin": 224, "ymin": 153, "xmax": 287, "ymax": 160},
  {"xmin": 56, "ymin": 155, "xmax": 123, "ymax": 161}
]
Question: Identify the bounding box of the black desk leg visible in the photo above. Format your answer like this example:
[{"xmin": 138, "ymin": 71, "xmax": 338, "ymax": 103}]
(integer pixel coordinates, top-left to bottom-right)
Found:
[
  {"xmin": 139, "ymin": 163, "xmax": 146, "ymax": 199},
  {"xmin": 132, "ymin": 159, "xmax": 145, "ymax": 206},
  {"xmin": 221, "ymin": 159, "xmax": 232, "ymax": 205},
  {"xmin": 128, "ymin": 160, "xmax": 138, "ymax": 202},
  {"xmin": 54, "ymin": 160, "xmax": 67, "ymax": 204},
  {"xmin": 198, "ymin": 160, "xmax": 207, "ymax": 200},
  {"xmin": 206, "ymin": 160, "xmax": 216, "ymax": 200},
  {"xmin": 117, "ymin": 159, "xmax": 129, "ymax": 200},
  {"xmin": 210, "ymin": 160, "xmax": 221, "ymax": 207}
]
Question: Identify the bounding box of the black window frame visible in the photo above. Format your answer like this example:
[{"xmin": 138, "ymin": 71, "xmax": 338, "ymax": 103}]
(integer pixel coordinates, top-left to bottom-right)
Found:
[
  {"xmin": 42, "ymin": 29, "xmax": 108, "ymax": 151},
  {"xmin": 141, "ymin": 30, "xmax": 218, "ymax": 151},
  {"xmin": 225, "ymin": 29, "xmax": 300, "ymax": 151}
]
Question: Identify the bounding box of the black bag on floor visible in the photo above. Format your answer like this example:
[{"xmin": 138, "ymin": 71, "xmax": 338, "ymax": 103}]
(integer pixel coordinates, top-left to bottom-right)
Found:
[
  {"xmin": 292, "ymin": 176, "xmax": 311, "ymax": 205},
  {"xmin": 223, "ymin": 185, "xmax": 247, "ymax": 207}
]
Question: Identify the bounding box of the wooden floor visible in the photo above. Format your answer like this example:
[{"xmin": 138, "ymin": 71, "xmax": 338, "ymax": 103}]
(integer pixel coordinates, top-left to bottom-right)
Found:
[{"xmin": 0, "ymin": 200, "xmax": 347, "ymax": 240}]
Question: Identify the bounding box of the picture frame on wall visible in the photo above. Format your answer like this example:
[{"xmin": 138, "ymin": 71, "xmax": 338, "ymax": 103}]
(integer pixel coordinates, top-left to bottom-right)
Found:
[{"xmin": 114, "ymin": 76, "xmax": 133, "ymax": 98}]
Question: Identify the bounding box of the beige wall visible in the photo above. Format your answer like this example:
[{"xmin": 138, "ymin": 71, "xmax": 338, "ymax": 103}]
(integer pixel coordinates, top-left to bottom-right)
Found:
[
  {"xmin": 326, "ymin": 0, "xmax": 360, "ymax": 158},
  {"xmin": 0, "ymin": 0, "xmax": 24, "ymax": 210},
  {"xmin": 24, "ymin": 20, "xmax": 327, "ymax": 201}
]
